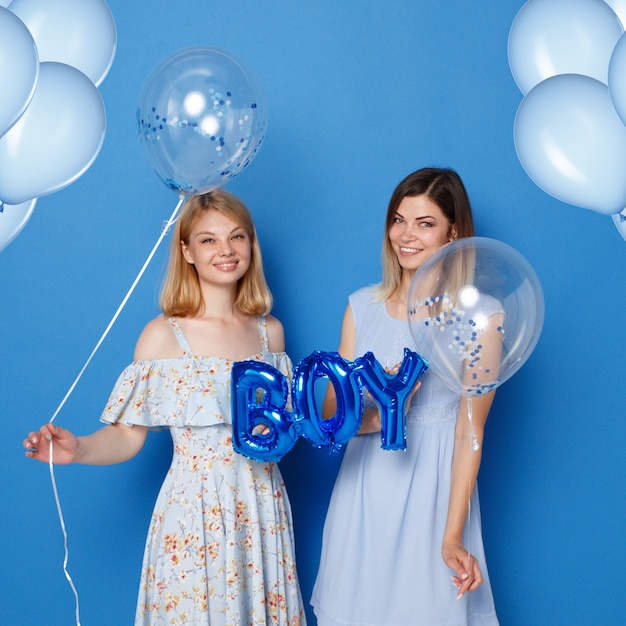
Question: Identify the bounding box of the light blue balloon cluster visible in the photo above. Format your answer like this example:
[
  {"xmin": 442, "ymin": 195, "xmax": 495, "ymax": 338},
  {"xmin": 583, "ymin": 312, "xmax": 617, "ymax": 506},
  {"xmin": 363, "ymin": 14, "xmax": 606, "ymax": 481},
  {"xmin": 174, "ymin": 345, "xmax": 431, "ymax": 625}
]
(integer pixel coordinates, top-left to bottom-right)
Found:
[
  {"xmin": 0, "ymin": 0, "xmax": 116, "ymax": 251},
  {"xmin": 509, "ymin": 0, "xmax": 626, "ymax": 239},
  {"xmin": 137, "ymin": 47, "xmax": 268, "ymax": 196}
]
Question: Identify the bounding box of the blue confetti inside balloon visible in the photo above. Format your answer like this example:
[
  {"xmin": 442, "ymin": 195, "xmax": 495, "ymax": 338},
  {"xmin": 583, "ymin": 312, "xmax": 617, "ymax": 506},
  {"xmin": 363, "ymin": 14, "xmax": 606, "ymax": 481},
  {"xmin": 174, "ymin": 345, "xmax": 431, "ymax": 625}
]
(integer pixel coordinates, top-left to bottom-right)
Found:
[
  {"xmin": 137, "ymin": 47, "xmax": 267, "ymax": 195},
  {"xmin": 408, "ymin": 237, "xmax": 544, "ymax": 397}
]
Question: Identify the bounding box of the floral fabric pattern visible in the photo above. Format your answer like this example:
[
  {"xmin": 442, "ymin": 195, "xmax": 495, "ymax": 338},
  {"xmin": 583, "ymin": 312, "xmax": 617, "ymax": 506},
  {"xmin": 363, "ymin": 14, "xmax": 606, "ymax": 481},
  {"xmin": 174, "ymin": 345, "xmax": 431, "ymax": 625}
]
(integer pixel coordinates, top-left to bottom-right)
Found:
[{"xmin": 101, "ymin": 317, "xmax": 305, "ymax": 625}]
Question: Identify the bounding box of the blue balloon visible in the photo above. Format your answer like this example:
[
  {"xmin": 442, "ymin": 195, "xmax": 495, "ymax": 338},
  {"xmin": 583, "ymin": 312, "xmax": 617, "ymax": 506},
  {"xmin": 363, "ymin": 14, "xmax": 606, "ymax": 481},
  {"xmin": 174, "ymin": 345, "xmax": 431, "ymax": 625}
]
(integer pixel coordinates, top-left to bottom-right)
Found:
[
  {"xmin": 407, "ymin": 237, "xmax": 544, "ymax": 397},
  {"xmin": 609, "ymin": 32, "xmax": 626, "ymax": 127},
  {"xmin": 137, "ymin": 47, "xmax": 267, "ymax": 196},
  {"xmin": 232, "ymin": 350, "xmax": 428, "ymax": 461},
  {"xmin": 514, "ymin": 74, "xmax": 626, "ymax": 215},
  {"xmin": 612, "ymin": 210, "xmax": 626, "ymax": 241},
  {"xmin": 605, "ymin": 0, "xmax": 626, "ymax": 28},
  {"xmin": 353, "ymin": 350, "xmax": 427, "ymax": 451},
  {"xmin": 292, "ymin": 351, "xmax": 363, "ymax": 454},
  {"xmin": 0, "ymin": 7, "xmax": 38, "ymax": 138},
  {"xmin": 231, "ymin": 360, "xmax": 298, "ymax": 463},
  {"xmin": 0, "ymin": 198, "xmax": 36, "ymax": 253},
  {"xmin": 0, "ymin": 62, "xmax": 106, "ymax": 205},
  {"xmin": 9, "ymin": 0, "xmax": 116, "ymax": 87},
  {"xmin": 508, "ymin": 0, "xmax": 622, "ymax": 94}
]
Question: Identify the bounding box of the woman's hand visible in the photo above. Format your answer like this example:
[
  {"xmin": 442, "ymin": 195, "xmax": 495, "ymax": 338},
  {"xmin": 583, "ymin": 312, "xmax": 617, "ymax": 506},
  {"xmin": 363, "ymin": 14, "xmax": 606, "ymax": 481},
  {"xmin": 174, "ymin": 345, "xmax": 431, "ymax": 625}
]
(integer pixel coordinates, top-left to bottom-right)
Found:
[
  {"xmin": 387, "ymin": 361, "xmax": 422, "ymax": 401},
  {"xmin": 442, "ymin": 540, "xmax": 484, "ymax": 599},
  {"xmin": 23, "ymin": 423, "xmax": 79, "ymax": 465},
  {"xmin": 357, "ymin": 407, "xmax": 382, "ymax": 434},
  {"xmin": 357, "ymin": 362, "xmax": 421, "ymax": 435}
]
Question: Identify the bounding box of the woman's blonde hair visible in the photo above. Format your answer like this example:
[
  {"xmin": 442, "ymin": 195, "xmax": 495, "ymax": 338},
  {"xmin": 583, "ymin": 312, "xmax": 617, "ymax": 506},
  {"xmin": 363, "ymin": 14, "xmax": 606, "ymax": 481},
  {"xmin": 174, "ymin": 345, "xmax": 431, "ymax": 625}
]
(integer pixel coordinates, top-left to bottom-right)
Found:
[
  {"xmin": 160, "ymin": 189, "xmax": 272, "ymax": 317},
  {"xmin": 378, "ymin": 167, "xmax": 475, "ymax": 300}
]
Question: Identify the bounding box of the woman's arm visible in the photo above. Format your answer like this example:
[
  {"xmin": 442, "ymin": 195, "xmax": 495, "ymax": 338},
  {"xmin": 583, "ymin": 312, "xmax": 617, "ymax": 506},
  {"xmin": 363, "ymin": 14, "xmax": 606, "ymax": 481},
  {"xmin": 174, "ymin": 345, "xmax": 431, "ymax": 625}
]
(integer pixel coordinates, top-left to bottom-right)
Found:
[
  {"xmin": 322, "ymin": 304, "xmax": 355, "ymax": 417},
  {"xmin": 321, "ymin": 305, "xmax": 381, "ymax": 433},
  {"xmin": 24, "ymin": 422, "xmax": 149, "ymax": 465},
  {"xmin": 442, "ymin": 391, "xmax": 494, "ymax": 598},
  {"xmin": 23, "ymin": 316, "xmax": 169, "ymax": 466},
  {"xmin": 442, "ymin": 315, "xmax": 503, "ymax": 598}
]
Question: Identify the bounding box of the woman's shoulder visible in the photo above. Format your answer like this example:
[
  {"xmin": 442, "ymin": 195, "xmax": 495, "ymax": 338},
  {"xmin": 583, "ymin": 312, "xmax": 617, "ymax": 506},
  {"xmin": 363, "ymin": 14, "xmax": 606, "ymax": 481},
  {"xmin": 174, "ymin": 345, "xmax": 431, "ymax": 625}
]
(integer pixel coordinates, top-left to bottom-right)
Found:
[
  {"xmin": 134, "ymin": 315, "xmax": 181, "ymax": 360},
  {"xmin": 349, "ymin": 284, "xmax": 382, "ymax": 307},
  {"xmin": 263, "ymin": 314, "xmax": 285, "ymax": 353}
]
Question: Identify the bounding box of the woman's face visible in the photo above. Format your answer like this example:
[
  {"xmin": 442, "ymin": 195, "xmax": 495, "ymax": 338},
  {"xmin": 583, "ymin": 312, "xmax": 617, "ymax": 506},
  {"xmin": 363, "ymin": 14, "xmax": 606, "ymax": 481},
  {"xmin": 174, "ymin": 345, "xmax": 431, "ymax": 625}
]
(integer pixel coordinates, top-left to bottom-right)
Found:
[
  {"xmin": 181, "ymin": 208, "xmax": 251, "ymax": 286},
  {"xmin": 388, "ymin": 194, "xmax": 456, "ymax": 274}
]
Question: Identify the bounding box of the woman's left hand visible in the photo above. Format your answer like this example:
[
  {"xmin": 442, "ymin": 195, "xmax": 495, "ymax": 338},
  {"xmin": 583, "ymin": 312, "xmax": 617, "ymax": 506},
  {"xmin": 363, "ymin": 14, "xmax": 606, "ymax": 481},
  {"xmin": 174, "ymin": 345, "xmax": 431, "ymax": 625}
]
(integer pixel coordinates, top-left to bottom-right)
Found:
[{"xmin": 442, "ymin": 541, "xmax": 483, "ymax": 599}]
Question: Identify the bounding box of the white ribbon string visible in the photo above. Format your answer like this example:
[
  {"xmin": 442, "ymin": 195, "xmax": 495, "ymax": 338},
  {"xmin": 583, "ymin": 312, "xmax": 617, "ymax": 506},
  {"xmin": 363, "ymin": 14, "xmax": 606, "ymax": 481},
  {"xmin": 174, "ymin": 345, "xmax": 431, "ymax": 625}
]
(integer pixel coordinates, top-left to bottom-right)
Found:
[
  {"xmin": 49, "ymin": 195, "xmax": 185, "ymax": 424},
  {"xmin": 46, "ymin": 195, "xmax": 186, "ymax": 625},
  {"xmin": 466, "ymin": 395, "xmax": 473, "ymax": 564}
]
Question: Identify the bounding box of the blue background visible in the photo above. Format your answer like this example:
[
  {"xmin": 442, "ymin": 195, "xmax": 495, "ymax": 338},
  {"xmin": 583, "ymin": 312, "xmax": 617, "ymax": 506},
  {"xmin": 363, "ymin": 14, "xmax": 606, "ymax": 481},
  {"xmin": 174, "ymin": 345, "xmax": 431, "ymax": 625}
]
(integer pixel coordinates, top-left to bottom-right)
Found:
[{"xmin": 1, "ymin": 1, "xmax": 625, "ymax": 625}]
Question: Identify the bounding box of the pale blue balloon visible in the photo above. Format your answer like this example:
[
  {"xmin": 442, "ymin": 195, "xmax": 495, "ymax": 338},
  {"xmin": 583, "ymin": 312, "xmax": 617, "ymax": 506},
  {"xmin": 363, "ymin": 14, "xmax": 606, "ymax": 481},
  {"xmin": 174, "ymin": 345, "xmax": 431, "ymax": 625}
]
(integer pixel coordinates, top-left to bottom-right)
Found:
[
  {"xmin": 508, "ymin": 0, "xmax": 623, "ymax": 94},
  {"xmin": 612, "ymin": 210, "xmax": 626, "ymax": 241},
  {"xmin": 604, "ymin": 0, "xmax": 626, "ymax": 28},
  {"xmin": 608, "ymin": 32, "xmax": 626, "ymax": 125},
  {"xmin": 0, "ymin": 7, "xmax": 38, "ymax": 138},
  {"xmin": 0, "ymin": 198, "xmax": 36, "ymax": 253},
  {"xmin": 0, "ymin": 62, "xmax": 106, "ymax": 205},
  {"xmin": 137, "ymin": 47, "xmax": 268, "ymax": 196},
  {"xmin": 514, "ymin": 74, "xmax": 626, "ymax": 215},
  {"xmin": 9, "ymin": 0, "xmax": 116, "ymax": 87}
]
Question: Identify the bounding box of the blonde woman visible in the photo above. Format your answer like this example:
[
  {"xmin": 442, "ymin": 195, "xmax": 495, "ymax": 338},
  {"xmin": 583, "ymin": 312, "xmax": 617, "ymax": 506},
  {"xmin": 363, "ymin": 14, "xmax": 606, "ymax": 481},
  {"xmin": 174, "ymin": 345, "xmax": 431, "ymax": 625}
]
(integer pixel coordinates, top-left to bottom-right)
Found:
[{"xmin": 25, "ymin": 190, "xmax": 306, "ymax": 625}]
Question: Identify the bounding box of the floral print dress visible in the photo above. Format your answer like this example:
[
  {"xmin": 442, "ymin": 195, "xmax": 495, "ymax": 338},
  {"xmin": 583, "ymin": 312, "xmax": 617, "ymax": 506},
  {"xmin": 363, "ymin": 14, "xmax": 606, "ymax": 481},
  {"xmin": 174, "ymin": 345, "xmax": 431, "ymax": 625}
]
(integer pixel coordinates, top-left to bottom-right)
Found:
[{"xmin": 100, "ymin": 317, "xmax": 306, "ymax": 626}]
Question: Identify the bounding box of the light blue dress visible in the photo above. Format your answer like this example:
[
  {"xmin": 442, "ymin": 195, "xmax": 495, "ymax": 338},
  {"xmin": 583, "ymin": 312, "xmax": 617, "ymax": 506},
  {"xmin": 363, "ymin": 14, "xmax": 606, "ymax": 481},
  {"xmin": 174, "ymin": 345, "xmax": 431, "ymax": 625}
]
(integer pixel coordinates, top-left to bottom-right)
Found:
[
  {"xmin": 311, "ymin": 287, "xmax": 498, "ymax": 626},
  {"xmin": 100, "ymin": 317, "xmax": 306, "ymax": 626}
]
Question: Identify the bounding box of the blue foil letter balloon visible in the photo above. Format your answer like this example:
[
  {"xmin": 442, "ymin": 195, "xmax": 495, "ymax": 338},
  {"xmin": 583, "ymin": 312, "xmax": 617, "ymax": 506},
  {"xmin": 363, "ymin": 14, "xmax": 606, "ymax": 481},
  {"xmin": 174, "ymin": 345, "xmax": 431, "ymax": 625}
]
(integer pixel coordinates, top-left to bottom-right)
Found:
[
  {"xmin": 354, "ymin": 349, "xmax": 428, "ymax": 450},
  {"xmin": 232, "ymin": 350, "xmax": 427, "ymax": 461},
  {"xmin": 291, "ymin": 351, "xmax": 364, "ymax": 454},
  {"xmin": 231, "ymin": 360, "xmax": 297, "ymax": 463}
]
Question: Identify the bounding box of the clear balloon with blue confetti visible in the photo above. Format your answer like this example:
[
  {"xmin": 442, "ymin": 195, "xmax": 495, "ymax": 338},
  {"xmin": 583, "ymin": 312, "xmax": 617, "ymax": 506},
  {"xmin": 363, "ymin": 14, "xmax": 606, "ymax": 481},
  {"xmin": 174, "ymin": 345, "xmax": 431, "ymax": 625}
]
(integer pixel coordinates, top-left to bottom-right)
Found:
[{"xmin": 137, "ymin": 47, "xmax": 267, "ymax": 196}]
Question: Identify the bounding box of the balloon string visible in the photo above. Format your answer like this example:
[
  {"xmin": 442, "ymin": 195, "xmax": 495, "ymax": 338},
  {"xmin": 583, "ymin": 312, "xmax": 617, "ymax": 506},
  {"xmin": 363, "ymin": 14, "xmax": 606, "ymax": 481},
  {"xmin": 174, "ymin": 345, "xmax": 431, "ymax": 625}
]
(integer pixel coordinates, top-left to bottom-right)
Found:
[
  {"xmin": 49, "ymin": 194, "xmax": 185, "ymax": 424},
  {"xmin": 45, "ymin": 194, "xmax": 186, "ymax": 626},
  {"xmin": 49, "ymin": 441, "xmax": 82, "ymax": 626},
  {"xmin": 466, "ymin": 396, "xmax": 473, "ymax": 564}
]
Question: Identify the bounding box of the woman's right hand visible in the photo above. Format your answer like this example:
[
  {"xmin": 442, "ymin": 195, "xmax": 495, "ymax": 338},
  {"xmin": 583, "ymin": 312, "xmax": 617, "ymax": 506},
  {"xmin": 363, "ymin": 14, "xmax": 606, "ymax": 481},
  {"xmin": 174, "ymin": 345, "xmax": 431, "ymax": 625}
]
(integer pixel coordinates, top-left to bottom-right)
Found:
[
  {"xmin": 357, "ymin": 407, "xmax": 382, "ymax": 434},
  {"xmin": 23, "ymin": 423, "xmax": 79, "ymax": 465}
]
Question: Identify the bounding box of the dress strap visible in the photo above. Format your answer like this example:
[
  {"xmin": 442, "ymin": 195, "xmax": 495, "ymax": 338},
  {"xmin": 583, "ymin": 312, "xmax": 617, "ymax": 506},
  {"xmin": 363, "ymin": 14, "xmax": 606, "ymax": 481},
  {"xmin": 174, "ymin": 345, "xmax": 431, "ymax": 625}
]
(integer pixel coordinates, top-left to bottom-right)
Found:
[
  {"xmin": 167, "ymin": 317, "xmax": 193, "ymax": 354},
  {"xmin": 257, "ymin": 316, "xmax": 269, "ymax": 351}
]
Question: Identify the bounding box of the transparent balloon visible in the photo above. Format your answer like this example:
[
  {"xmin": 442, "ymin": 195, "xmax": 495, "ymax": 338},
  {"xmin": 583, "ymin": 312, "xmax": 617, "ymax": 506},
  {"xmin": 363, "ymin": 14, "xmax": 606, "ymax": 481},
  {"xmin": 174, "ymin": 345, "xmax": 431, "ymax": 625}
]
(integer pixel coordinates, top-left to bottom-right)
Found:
[
  {"xmin": 137, "ymin": 47, "xmax": 268, "ymax": 196},
  {"xmin": 407, "ymin": 237, "xmax": 544, "ymax": 397}
]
